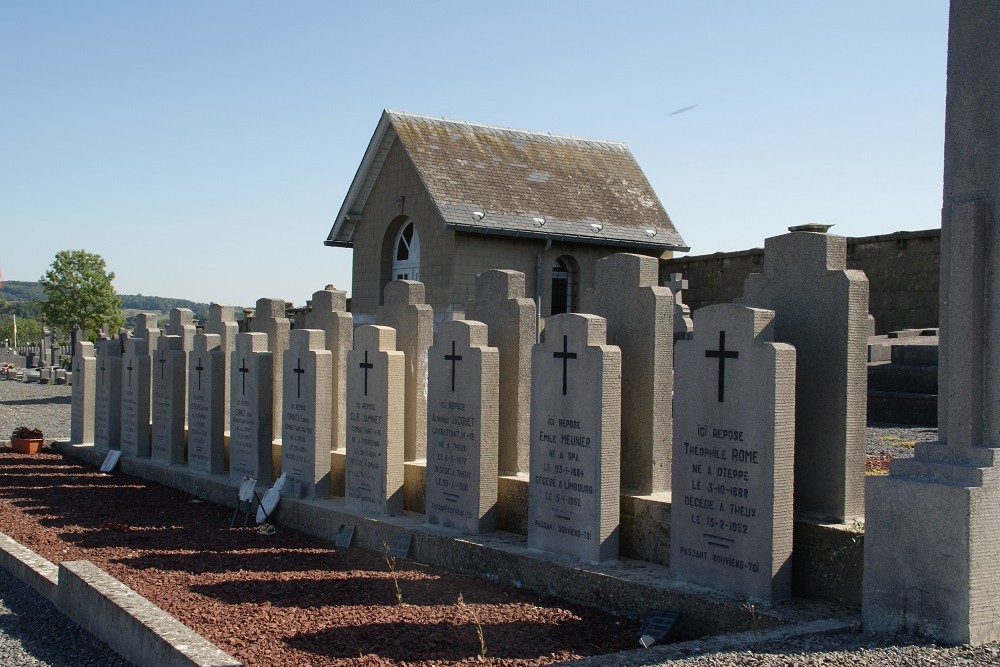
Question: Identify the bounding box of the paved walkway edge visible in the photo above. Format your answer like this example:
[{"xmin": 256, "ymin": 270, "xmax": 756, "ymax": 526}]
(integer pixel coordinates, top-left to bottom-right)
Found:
[{"xmin": 0, "ymin": 531, "xmax": 242, "ymax": 667}]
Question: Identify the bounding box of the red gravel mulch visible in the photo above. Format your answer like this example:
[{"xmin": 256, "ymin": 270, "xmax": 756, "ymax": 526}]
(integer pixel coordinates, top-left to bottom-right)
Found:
[
  {"xmin": 865, "ymin": 455, "xmax": 892, "ymax": 475},
  {"xmin": 0, "ymin": 449, "xmax": 637, "ymax": 666}
]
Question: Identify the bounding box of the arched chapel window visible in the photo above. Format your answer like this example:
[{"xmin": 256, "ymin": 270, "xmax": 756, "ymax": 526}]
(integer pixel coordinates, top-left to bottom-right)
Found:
[
  {"xmin": 551, "ymin": 255, "xmax": 577, "ymax": 315},
  {"xmin": 392, "ymin": 222, "xmax": 420, "ymax": 281}
]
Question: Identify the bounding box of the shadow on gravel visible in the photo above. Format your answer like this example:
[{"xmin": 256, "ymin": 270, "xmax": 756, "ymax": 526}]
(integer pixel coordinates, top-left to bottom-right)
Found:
[
  {"xmin": 285, "ymin": 619, "xmax": 609, "ymax": 663},
  {"xmin": 1, "ymin": 396, "xmax": 72, "ymax": 406}
]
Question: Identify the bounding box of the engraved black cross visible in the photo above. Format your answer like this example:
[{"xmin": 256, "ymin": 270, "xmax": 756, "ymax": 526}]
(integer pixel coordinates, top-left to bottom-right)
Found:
[
  {"xmin": 100, "ymin": 360, "xmax": 106, "ymax": 387},
  {"xmin": 293, "ymin": 358, "xmax": 305, "ymax": 398},
  {"xmin": 238, "ymin": 358, "xmax": 249, "ymax": 396},
  {"xmin": 553, "ymin": 335, "xmax": 577, "ymax": 396},
  {"xmin": 705, "ymin": 331, "xmax": 738, "ymax": 403},
  {"xmin": 126, "ymin": 360, "xmax": 134, "ymax": 387},
  {"xmin": 444, "ymin": 340, "xmax": 462, "ymax": 392},
  {"xmin": 195, "ymin": 358, "xmax": 205, "ymax": 390},
  {"xmin": 359, "ymin": 351, "xmax": 373, "ymax": 396},
  {"xmin": 158, "ymin": 351, "xmax": 167, "ymax": 380}
]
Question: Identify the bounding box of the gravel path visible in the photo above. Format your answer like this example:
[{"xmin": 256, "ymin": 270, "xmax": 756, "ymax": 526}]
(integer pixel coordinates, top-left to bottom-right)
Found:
[{"xmin": 4, "ymin": 374, "xmax": 999, "ymax": 666}]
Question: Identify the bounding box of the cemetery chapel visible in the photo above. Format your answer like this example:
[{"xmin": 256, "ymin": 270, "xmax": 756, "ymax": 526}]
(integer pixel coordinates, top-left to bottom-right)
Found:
[{"xmin": 325, "ymin": 110, "xmax": 688, "ymax": 326}]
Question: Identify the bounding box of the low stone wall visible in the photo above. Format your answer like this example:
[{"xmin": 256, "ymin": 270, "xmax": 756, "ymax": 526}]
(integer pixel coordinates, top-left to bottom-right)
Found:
[{"xmin": 663, "ymin": 229, "xmax": 941, "ymax": 335}]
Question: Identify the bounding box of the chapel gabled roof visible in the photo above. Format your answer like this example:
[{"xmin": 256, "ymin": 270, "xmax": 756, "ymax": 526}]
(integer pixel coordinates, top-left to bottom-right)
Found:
[{"xmin": 325, "ymin": 110, "xmax": 687, "ymax": 251}]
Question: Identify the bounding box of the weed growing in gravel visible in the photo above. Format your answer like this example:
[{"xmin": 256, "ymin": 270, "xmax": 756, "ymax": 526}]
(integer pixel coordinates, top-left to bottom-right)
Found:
[
  {"xmin": 457, "ymin": 592, "xmax": 488, "ymax": 659},
  {"xmin": 743, "ymin": 601, "xmax": 760, "ymax": 650},
  {"xmin": 383, "ymin": 543, "xmax": 404, "ymax": 605}
]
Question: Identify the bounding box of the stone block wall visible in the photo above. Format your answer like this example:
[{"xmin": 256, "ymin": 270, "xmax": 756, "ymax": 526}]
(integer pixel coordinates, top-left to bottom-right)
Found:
[{"xmin": 662, "ymin": 229, "xmax": 940, "ymax": 335}]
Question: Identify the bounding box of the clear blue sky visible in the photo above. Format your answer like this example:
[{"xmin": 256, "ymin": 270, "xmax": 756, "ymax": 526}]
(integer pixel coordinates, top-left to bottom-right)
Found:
[{"xmin": 1, "ymin": 1, "xmax": 949, "ymax": 307}]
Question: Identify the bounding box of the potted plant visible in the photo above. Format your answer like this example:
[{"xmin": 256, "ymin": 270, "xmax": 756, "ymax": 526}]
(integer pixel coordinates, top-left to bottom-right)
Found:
[{"xmin": 11, "ymin": 426, "xmax": 44, "ymax": 454}]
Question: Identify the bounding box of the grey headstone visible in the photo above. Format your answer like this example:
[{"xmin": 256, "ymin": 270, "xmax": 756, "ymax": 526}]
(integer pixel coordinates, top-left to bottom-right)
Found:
[
  {"xmin": 589, "ymin": 253, "xmax": 674, "ymax": 495},
  {"xmin": 466, "ymin": 270, "xmax": 534, "ymax": 475},
  {"xmin": 376, "ymin": 280, "xmax": 433, "ymax": 461},
  {"xmin": 120, "ymin": 338, "xmax": 151, "ymax": 458},
  {"xmin": 744, "ymin": 230, "xmax": 869, "ymax": 522},
  {"xmin": 305, "ymin": 287, "xmax": 353, "ymax": 458},
  {"xmin": 229, "ymin": 333, "xmax": 274, "ymax": 483},
  {"xmin": 94, "ymin": 339, "xmax": 122, "ymax": 451},
  {"xmin": 134, "ymin": 313, "xmax": 161, "ymax": 356},
  {"xmin": 249, "ymin": 298, "xmax": 290, "ymax": 439},
  {"xmin": 528, "ymin": 313, "xmax": 621, "ymax": 563},
  {"xmin": 205, "ymin": 304, "xmax": 238, "ymax": 430},
  {"xmin": 670, "ymin": 303, "xmax": 795, "ymax": 602},
  {"xmin": 425, "ymin": 320, "xmax": 499, "ymax": 534},
  {"xmin": 665, "ymin": 272, "xmax": 694, "ymax": 342},
  {"xmin": 864, "ymin": 3, "xmax": 1000, "ymax": 644},
  {"xmin": 281, "ymin": 329, "xmax": 332, "ymax": 499},
  {"xmin": 70, "ymin": 341, "xmax": 96, "ymax": 445},
  {"xmin": 345, "ymin": 325, "xmax": 405, "ymax": 516},
  {"xmin": 151, "ymin": 335, "xmax": 186, "ymax": 464},
  {"xmin": 187, "ymin": 334, "xmax": 226, "ymax": 474},
  {"xmin": 165, "ymin": 308, "xmax": 196, "ymax": 350}
]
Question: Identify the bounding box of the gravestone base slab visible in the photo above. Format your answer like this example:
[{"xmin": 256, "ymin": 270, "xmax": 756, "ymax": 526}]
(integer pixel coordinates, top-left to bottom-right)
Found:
[{"xmin": 863, "ymin": 455, "xmax": 1000, "ymax": 645}]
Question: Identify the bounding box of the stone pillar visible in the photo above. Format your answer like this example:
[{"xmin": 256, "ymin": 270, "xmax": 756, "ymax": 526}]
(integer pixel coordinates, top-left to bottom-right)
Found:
[
  {"xmin": 94, "ymin": 339, "xmax": 122, "ymax": 450},
  {"xmin": 229, "ymin": 333, "xmax": 274, "ymax": 483},
  {"xmin": 376, "ymin": 280, "xmax": 433, "ymax": 461},
  {"xmin": 249, "ymin": 298, "xmax": 290, "ymax": 439},
  {"xmin": 589, "ymin": 253, "xmax": 674, "ymax": 495},
  {"xmin": 70, "ymin": 341, "xmax": 96, "ymax": 445},
  {"xmin": 281, "ymin": 329, "xmax": 332, "ymax": 499},
  {"xmin": 863, "ymin": 0, "xmax": 1000, "ymax": 645},
  {"xmin": 466, "ymin": 270, "xmax": 535, "ymax": 476},
  {"xmin": 744, "ymin": 229, "xmax": 869, "ymax": 522}
]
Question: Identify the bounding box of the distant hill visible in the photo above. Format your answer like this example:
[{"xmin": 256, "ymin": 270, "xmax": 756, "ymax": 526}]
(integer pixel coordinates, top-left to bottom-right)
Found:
[{"xmin": 0, "ymin": 280, "xmax": 214, "ymax": 323}]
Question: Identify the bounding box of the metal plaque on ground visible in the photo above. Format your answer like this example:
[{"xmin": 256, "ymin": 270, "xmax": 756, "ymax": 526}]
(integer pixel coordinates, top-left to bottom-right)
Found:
[
  {"xmin": 637, "ymin": 609, "xmax": 680, "ymax": 646},
  {"xmin": 334, "ymin": 524, "xmax": 356, "ymax": 548},
  {"xmin": 99, "ymin": 450, "xmax": 122, "ymax": 473},
  {"xmin": 388, "ymin": 532, "xmax": 412, "ymax": 559}
]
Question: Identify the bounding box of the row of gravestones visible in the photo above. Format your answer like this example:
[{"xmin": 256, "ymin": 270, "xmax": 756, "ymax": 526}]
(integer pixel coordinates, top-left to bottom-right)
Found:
[{"xmin": 69, "ymin": 228, "xmax": 868, "ymax": 603}]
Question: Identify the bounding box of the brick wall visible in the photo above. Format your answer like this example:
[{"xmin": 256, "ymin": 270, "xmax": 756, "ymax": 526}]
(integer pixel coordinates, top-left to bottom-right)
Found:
[{"xmin": 662, "ymin": 229, "xmax": 940, "ymax": 335}]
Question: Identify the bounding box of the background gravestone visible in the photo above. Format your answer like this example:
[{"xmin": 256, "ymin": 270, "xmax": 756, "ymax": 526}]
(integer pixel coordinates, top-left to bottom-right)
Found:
[
  {"xmin": 305, "ymin": 286, "xmax": 353, "ymax": 494},
  {"xmin": 744, "ymin": 229, "xmax": 869, "ymax": 522},
  {"xmin": 94, "ymin": 339, "xmax": 122, "ymax": 450},
  {"xmin": 466, "ymin": 269, "xmax": 534, "ymax": 476},
  {"xmin": 281, "ymin": 329, "xmax": 332, "ymax": 499},
  {"xmin": 249, "ymin": 297, "xmax": 290, "ymax": 440},
  {"xmin": 671, "ymin": 303, "xmax": 795, "ymax": 603},
  {"xmin": 165, "ymin": 308, "xmax": 196, "ymax": 350},
  {"xmin": 205, "ymin": 303, "xmax": 238, "ymax": 430},
  {"xmin": 345, "ymin": 325, "xmax": 405, "ymax": 516},
  {"xmin": 425, "ymin": 319, "xmax": 499, "ymax": 534},
  {"xmin": 863, "ymin": 0, "xmax": 1000, "ymax": 645},
  {"xmin": 665, "ymin": 273, "xmax": 694, "ymax": 342},
  {"xmin": 187, "ymin": 333, "xmax": 226, "ymax": 474},
  {"xmin": 528, "ymin": 313, "xmax": 621, "ymax": 564},
  {"xmin": 229, "ymin": 332, "xmax": 274, "ymax": 483},
  {"xmin": 588, "ymin": 253, "xmax": 673, "ymax": 495},
  {"xmin": 151, "ymin": 335, "xmax": 186, "ymax": 464},
  {"xmin": 70, "ymin": 341, "xmax": 96, "ymax": 445},
  {"xmin": 134, "ymin": 313, "xmax": 161, "ymax": 355},
  {"xmin": 120, "ymin": 338, "xmax": 151, "ymax": 458},
  {"xmin": 376, "ymin": 280, "xmax": 433, "ymax": 461}
]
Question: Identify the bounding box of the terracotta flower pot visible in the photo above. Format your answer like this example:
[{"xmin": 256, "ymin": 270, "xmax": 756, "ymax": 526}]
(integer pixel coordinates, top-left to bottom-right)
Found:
[{"xmin": 11, "ymin": 438, "xmax": 43, "ymax": 455}]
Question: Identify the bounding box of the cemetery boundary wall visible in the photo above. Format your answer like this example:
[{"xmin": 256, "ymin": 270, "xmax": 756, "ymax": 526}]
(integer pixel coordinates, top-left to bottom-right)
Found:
[
  {"xmin": 662, "ymin": 229, "xmax": 940, "ymax": 335},
  {"xmin": 0, "ymin": 530, "xmax": 241, "ymax": 667},
  {"xmin": 52, "ymin": 441, "xmax": 862, "ymax": 636}
]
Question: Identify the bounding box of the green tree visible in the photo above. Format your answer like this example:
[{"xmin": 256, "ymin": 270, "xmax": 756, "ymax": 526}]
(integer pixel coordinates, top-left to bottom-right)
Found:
[
  {"xmin": 0, "ymin": 316, "xmax": 41, "ymax": 346},
  {"xmin": 39, "ymin": 250, "xmax": 124, "ymax": 339}
]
